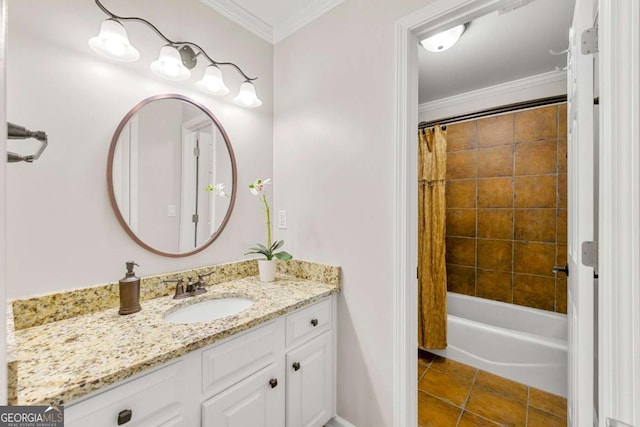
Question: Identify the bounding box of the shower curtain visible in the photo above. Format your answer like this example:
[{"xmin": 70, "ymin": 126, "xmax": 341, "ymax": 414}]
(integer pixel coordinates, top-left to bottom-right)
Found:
[{"xmin": 418, "ymin": 125, "xmax": 447, "ymax": 349}]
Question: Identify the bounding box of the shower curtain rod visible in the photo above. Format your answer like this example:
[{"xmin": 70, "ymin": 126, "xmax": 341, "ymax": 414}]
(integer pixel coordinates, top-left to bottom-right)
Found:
[{"xmin": 418, "ymin": 95, "xmax": 567, "ymax": 130}]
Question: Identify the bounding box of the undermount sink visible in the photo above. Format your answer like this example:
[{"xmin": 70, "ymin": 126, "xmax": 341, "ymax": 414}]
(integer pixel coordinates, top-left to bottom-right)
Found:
[{"xmin": 163, "ymin": 297, "xmax": 255, "ymax": 324}]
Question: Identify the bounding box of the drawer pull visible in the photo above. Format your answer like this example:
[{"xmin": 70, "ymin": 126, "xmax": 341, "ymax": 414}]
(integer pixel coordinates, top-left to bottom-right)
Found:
[
  {"xmin": 310, "ymin": 318, "xmax": 319, "ymax": 327},
  {"xmin": 292, "ymin": 362, "xmax": 301, "ymax": 371},
  {"xmin": 117, "ymin": 409, "xmax": 132, "ymax": 425},
  {"xmin": 269, "ymin": 378, "xmax": 278, "ymax": 388}
]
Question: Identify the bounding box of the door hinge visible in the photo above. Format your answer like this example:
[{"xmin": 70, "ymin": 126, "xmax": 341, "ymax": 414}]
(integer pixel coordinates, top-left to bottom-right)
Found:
[
  {"xmin": 193, "ymin": 146, "xmax": 200, "ymax": 157},
  {"xmin": 582, "ymin": 241, "xmax": 598, "ymax": 273},
  {"xmin": 581, "ymin": 25, "xmax": 598, "ymax": 54},
  {"xmin": 608, "ymin": 418, "xmax": 634, "ymax": 427},
  {"xmin": 192, "ymin": 214, "xmax": 199, "ymax": 224}
]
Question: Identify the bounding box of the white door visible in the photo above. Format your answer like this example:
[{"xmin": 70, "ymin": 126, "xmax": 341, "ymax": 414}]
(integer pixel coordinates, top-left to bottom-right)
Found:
[{"xmin": 566, "ymin": 0, "xmax": 597, "ymax": 424}]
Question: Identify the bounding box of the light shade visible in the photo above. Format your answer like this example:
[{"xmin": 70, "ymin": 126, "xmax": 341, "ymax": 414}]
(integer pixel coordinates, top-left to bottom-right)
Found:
[
  {"xmin": 233, "ymin": 81, "xmax": 262, "ymax": 108},
  {"xmin": 88, "ymin": 19, "xmax": 140, "ymax": 62},
  {"xmin": 150, "ymin": 46, "xmax": 191, "ymax": 81},
  {"xmin": 420, "ymin": 24, "xmax": 466, "ymax": 52},
  {"xmin": 196, "ymin": 65, "xmax": 230, "ymax": 95}
]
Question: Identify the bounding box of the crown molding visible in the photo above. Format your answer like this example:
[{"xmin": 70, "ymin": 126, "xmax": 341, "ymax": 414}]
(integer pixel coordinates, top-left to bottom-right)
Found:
[
  {"xmin": 201, "ymin": 0, "xmax": 345, "ymax": 45},
  {"xmin": 273, "ymin": 0, "xmax": 345, "ymax": 43},
  {"xmin": 200, "ymin": 0, "xmax": 273, "ymax": 43},
  {"xmin": 418, "ymin": 70, "xmax": 567, "ymax": 118}
]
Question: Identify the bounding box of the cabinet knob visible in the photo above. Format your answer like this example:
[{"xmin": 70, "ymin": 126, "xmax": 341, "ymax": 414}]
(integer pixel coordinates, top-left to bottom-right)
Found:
[
  {"xmin": 310, "ymin": 318, "xmax": 319, "ymax": 327},
  {"xmin": 292, "ymin": 362, "xmax": 301, "ymax": 371},
  {"xmin": 117, "ymin": 409, "xmax": 132, "ymax": 425},
  {"xmin": 269, "ymin": 378, "xmax": 278, "ymax": 388}
]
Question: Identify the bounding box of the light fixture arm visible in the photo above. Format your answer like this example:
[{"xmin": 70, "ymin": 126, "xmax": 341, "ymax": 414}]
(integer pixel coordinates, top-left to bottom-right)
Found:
[{"xmin": 94, "ymin": 0, "xmax": 257, "ymax": 82}]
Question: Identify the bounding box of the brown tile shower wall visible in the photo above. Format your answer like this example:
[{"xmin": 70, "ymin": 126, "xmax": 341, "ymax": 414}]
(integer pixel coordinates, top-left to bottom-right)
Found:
[{"xmin": 444, "ymin": 104, "xmax": 567, "ymax": 313}]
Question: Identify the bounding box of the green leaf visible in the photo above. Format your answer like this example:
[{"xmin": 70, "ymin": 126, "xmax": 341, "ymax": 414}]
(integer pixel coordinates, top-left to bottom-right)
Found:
[
  {"xmin": 270, "ymin": 240, "xmax": 284, "ymax": 252},
  {"xmin": 274, "ymin": 251, "xmax": 293, "ymax": 260},
  {"xmin": 244, "ymin": 249, "xmax": 270, "ymax": 257}
]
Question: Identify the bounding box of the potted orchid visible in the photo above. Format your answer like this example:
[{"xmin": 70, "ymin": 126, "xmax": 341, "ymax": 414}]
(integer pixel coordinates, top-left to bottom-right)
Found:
[{"xmin": 245, "ymin": 178, "xmax": 292, "ymax": 282}]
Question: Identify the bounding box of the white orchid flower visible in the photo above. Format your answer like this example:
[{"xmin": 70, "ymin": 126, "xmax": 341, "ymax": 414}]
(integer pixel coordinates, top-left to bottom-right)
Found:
[
  {"xmin": 204, "ymin": 183, "xmax": 230, "ymax": 197},
  {"xmin": 249, "ymin": 178, "xmax": 271, "ymax": 196}
]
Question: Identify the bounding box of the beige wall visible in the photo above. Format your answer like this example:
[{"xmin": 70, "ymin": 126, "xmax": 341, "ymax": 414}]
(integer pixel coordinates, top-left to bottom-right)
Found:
[
  {"xmin": 6, "ymin": 0, "xmax": 273, "ymax": 298},
  {"xmin": 444, "ymin": 103, "xmax": 568, "ymax": 313},
  {"xmin": 273, "ymin": 0, "xmax": 431, "ymax": 424}
]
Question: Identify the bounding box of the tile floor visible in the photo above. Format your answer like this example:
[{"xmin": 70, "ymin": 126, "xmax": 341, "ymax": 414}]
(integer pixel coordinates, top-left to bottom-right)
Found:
[{"xmin": 418, "ymin": 351, "xmax": 567, "ymax": 426}]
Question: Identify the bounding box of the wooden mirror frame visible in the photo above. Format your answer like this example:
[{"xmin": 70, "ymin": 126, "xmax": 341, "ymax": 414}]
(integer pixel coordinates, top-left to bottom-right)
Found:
[{"xmin": 107, "ymin": 94, "xmax": 237, "ymax": 257}]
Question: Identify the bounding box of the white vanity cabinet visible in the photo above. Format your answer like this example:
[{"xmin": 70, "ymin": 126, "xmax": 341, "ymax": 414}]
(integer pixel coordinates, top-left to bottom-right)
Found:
[
  {"xmin": 63, "ymin": 295, "xmax": 336, "ymax": 427},
  {"xmin": 64, "ymin": 361, "xmax": 185, "ymax": 427},
  {"xmin": 198, "ymin": 296, "xmax": 335, "ymax": 427}
]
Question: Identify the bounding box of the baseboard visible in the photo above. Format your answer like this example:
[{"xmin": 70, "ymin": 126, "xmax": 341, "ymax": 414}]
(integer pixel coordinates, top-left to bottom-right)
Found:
[{"xmin": 325, "ymin": 415, "xmax": 356, "ymax": 427}]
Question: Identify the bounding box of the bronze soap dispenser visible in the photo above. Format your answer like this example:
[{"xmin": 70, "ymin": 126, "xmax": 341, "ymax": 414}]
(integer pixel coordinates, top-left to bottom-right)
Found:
[{"xmin": 119, "ymin": 261, "xmax": 141, "ymax": 315}]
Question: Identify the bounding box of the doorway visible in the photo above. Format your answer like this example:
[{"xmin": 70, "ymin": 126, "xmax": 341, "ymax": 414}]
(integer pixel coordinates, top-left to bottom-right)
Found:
[{"xmin": 391, "ymin": 0, "xmax": 613, "ymax": 425}]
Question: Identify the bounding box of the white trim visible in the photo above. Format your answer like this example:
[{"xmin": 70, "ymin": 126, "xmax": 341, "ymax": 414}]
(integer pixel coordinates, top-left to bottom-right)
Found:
[
  {"xmin": 324, "ymin": 415, "xmax": 356, "ymax": 427},
  {"xmin": 393, "ymin": 1, "xmax": 550, "ymax": 425},
  {"xmin": 598, "ymin": 0, "xmax": 640, "ymax": 425},
  {"xmin": 0, "ymin": 0, "xmax": 6, "ymax": 406},
  {"xmin": 418, "ymin": 70, "xmax": 567, "ymax": 122},
  {"xmin": 273, "ymin": 0, "xmax": 345, "ymax": 44},
  {"xmin": 200, "ymin": 0, "xmax": 345, "ymax": 44},
  {"xmin": 393, "ymin": 16, "xmax": 418, "ymax": 427},
  {"xmin": 199, "ymin": 0, "xmax": 273, "ymax": 43}
]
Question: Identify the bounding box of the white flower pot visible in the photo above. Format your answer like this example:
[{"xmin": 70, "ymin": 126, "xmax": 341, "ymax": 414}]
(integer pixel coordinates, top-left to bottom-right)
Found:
[{"xmin": 258, "ymin": 259, "xmax": 277, "ymax": 282}]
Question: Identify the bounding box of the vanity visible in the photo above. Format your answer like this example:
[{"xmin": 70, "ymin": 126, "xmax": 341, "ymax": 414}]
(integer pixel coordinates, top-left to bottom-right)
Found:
[
  {"xmin": 7, "ymin": 260, "xmax": 340, "ymax": 427},
  {"xmin": 4, "ymin": 87, "xmax": 333, "ymax": 425}
]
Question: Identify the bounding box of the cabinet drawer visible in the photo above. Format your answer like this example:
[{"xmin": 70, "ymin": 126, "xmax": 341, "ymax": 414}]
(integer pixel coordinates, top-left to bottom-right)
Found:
[
  {"xmin": 65, "ymin": 361, "xmax": 184, "ymax": 427},
  {"xmin": 202, "ymin": 321, "xmax": 278, "ymax": 396},
  {"xmin": 286, "ymin": 299, "xmax": 332, "ymax": 349}
]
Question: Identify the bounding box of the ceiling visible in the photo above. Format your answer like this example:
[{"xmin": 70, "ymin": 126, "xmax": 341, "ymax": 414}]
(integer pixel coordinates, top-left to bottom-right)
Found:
[
  {"xmin": 418, "ymin": 0, "xmax": 575, "ymax": 104},
  {"xmin": 200, "ymin": 0, "xmax": 345, "ymax": 44},
  {"xmin": 200, "ymin": 0, "xmax": 575, "ymax": 103}
]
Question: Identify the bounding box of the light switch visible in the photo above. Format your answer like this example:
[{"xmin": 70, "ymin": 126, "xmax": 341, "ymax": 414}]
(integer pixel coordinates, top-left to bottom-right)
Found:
[
  {"xmin": 168, "ymin": 205, "xmax": 176, "ymax": 217},
  {"xmin": 278, "ymin": 210, "xmax": 287, "ymax": 229}
]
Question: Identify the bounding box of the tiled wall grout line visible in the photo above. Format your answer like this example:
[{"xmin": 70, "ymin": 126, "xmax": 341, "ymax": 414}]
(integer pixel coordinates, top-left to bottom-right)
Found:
[
  {"xmin": 511, "ymin": 119, "xmax": 517, "ymax": 304},
  {"xmin": 474, "ymin": 121, "xmax": 479, "ymax": 298},
  {"xmin": 554, "ymin": 107, "xmax": 560, "ymax": 312}
]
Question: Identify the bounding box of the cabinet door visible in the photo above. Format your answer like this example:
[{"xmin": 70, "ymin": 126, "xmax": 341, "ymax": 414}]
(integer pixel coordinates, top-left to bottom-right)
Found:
[
  {"xmin": 286, "ymin": 331, "xmax": 334, "ymax": 427},
  {"xmin": 202, "ymin": 364, "xmax": 284, "ymax": 427}
]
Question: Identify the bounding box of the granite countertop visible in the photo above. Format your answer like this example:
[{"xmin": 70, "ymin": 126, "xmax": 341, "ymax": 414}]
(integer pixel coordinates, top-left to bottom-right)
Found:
[{"xmin": 8, "ymin": 260, "xmax": 340, "ymax": 406}]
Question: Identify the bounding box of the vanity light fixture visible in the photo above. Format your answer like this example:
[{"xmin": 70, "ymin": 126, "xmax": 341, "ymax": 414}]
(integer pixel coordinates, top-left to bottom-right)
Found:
[
  {"xmin": 234, "ymin": 81, "xmax": 262, "ymax": 108},
  {"xmin": 196, "ymin": 65, "xmax": 230, "ymax": 96},
  {"xmin": 88, "ymin": 0, "xmax": 262, "ymax": 107},
  {"xmin": 150, "ymin": 45, "xmax": 191, "ymax": 81},
  {"xmin": 420, "ymin": 23, "xmax": 468, "ymax": 53}
]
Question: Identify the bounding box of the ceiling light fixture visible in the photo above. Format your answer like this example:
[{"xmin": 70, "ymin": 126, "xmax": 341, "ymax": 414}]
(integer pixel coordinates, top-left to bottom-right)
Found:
[
  {"xmin": 88, "ymin": 0, "xmax": 261, "ymax": 107},
  {"xmin": 420, "ymin": 24, "xmax": 468, "ymax": 53}
]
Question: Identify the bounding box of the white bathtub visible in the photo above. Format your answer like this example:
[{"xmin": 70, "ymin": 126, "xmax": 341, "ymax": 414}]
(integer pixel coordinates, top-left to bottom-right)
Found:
[{"xmin": 430, "ymin": 293, "xmax": 568, "ymax": 397}]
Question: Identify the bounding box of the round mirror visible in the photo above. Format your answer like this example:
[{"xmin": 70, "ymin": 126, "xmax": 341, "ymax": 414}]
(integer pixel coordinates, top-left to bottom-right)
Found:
[{"xmin": 107, "ymin": 94, "xmax": 237, "ymax": 257}]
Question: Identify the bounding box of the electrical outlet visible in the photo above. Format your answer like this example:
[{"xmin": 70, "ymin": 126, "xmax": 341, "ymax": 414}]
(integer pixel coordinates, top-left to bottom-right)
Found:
[
  {"xmin": 168, "ymin": 205, "xmax": 176, "ymax": 217},
  {"xmin": 278, "ymin": 210, "xmax": 287, "ymax": 229}
]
